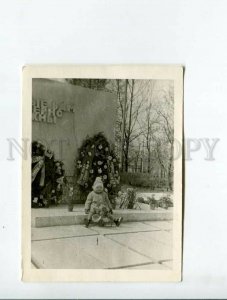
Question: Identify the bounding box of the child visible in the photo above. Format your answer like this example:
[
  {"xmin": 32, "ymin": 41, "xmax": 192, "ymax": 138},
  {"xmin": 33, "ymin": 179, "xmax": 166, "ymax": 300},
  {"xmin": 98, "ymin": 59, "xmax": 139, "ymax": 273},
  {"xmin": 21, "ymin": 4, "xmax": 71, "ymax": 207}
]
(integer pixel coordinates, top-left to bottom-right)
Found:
[{"xmin": 84, "ymin": 177, "xmax": 122, "ymax": 228}]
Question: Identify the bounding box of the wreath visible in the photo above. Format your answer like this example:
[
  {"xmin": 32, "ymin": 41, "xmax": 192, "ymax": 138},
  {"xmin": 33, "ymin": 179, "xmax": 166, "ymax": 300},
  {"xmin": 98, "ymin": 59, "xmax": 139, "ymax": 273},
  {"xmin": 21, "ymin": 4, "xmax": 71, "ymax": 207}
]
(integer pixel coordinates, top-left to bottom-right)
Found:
[
  {"xmin": 31, "ymin": 141, "xmax": 67, "ymax": 207},
  {"xmin": 74, "ymin": 132, "xmax": 120, "ymax": 205}
]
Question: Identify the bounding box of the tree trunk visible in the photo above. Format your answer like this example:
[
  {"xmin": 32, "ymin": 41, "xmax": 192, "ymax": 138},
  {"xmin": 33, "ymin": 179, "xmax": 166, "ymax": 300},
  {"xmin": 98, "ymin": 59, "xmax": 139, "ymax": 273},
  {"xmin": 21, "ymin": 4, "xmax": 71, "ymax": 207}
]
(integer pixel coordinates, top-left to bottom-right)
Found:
[
  {"xmin": 121, "ymin": 79, "xmax": 128, "ymax": 171},
  {"xmin": 167, "ymin": 162, "xmax": 172, "ymax": 190},
  {"xmin": 124, "ymin": 153, "xmax": 129, "ymax": 172},
  {"xmin": 124, "ymin": 80, "xmax": 134, "ymax": 173},
  {"xmin": 167, "ymin": 143, "xmax": 173, "ymax": 190},
  {"xmin": 124, "ymin": 142, "xmax": 129, "ymax": 172},
  {"xmin": 147, "ymin": 149, "xmax": 151, "ymax": 173}
]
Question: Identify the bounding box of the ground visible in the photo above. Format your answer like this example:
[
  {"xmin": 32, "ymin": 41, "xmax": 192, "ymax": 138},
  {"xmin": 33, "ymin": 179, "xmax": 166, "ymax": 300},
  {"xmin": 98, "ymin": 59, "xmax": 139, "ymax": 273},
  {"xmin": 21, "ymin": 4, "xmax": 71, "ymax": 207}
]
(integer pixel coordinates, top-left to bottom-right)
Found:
[
  {"xmin": 31, "ymin": 219, "xmax": 173, "ymax": 269},
  {"xmin": 31, "ymin": 191, "xmax": 173, "ymax": 269}
]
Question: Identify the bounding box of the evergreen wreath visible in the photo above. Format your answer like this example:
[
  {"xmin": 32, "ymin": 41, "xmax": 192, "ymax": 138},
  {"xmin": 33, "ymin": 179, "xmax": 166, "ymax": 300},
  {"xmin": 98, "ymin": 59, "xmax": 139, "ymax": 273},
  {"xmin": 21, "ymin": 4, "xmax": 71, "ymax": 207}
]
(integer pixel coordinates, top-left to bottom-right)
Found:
[
  {"xmin": 74, "ymin": 132, "xmax": 120, "ymax": 205},
  {"xmin": 32, "ymin": 141, "xmax": 67, "ymax": 207}
]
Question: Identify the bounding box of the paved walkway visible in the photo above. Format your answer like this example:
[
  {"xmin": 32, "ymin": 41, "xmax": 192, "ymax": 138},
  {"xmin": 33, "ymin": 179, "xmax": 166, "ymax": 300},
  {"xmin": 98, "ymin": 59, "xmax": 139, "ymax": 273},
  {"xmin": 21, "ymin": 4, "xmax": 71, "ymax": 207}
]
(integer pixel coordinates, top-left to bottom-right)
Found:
[{"xmin": 31, "ymin": 220, "xmax": 173, "ymax": 270}]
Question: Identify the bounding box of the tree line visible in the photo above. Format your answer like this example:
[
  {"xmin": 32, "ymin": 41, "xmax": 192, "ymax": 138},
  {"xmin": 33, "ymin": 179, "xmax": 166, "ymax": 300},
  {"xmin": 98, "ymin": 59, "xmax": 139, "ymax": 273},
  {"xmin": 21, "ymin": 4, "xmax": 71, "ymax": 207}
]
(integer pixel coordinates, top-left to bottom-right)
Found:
[{"xmin": 65, "ymin": 78, "xmax": 174, "ymax": 190}]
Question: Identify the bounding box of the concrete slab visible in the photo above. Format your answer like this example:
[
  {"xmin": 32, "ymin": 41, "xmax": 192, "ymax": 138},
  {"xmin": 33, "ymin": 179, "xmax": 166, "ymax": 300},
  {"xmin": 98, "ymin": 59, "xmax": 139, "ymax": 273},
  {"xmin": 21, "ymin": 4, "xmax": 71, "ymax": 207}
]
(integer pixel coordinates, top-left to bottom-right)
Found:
[
  {"xmin": 140, "ymin": 231, "xmax": 173, "ymax": 246},
  {"xmin": 33, "ymin": 208, "xmax": 173, "ymax": 228},
  {"xmin": 90, "ymin": 222, "xmax": 160, "ymax": 235},
  {"xmin": 31, "ymin": 205, "xmax": 84, "ymax": 227},
  {"xmin": 126, "ymin": 263, "xmax": 169, "ymax": 270},
  {"xmin": 123, "ymin": 222, "xmax": 161, "ymax": 230},
  {"xmin": 32, "ymin": 238, "xmax": 107, "ymax": 269},
  {"xmin": 81, "ymin": 236, "xmax": 152, "ymax": 269},
  {"xmin": 143, "ymin": 221, "xmax": 172, "ymax": 231},
  {"xmin": 32, "ymin": 235, "xmax": 151, "ymax": 269},
  {"xmin": 32, "ymin": 225, "xmax": 97, "ymax": 241},
  {"xmin": 109, "ymin": 232, "xmax": 172, "ymax": 262}
]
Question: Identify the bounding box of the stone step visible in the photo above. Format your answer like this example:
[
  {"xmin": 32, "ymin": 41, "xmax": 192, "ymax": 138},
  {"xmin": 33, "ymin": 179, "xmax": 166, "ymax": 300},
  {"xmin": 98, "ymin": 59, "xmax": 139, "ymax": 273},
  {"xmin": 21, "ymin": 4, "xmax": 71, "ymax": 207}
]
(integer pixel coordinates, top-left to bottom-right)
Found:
[{"xmin": 33, "ymin": 208, "xmax": 173, "ymax": 228}]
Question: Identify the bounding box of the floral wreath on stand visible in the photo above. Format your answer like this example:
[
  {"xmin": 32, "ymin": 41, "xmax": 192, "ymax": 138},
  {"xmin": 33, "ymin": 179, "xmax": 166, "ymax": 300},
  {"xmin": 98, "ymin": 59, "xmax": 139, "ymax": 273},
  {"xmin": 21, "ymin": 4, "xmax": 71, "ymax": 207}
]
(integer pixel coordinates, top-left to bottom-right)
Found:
[
  {"xmin": 74, "ymin": 132, "xmax": 120, "ymax": 206},
  {"xmin": 31, "ymin": 141, "xmax": 67, "ymax": 208}
]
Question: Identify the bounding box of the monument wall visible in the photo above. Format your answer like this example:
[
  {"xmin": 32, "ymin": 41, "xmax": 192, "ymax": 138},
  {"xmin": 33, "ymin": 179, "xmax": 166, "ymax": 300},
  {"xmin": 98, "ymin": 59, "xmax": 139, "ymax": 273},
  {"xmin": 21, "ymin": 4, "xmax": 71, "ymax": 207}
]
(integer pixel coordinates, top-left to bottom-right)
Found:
[{"xmin": 32, "ymin": 79, "xmax": 117, "ymax": 176}]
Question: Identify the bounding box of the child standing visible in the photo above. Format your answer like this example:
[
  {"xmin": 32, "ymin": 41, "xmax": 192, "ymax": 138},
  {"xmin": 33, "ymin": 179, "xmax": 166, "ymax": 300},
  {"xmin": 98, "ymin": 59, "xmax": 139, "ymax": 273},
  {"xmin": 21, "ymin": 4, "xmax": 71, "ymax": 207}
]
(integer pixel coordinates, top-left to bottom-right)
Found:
[{"xmin": 84, "ymin": 177, "xmax": 122, "ymax": 228}]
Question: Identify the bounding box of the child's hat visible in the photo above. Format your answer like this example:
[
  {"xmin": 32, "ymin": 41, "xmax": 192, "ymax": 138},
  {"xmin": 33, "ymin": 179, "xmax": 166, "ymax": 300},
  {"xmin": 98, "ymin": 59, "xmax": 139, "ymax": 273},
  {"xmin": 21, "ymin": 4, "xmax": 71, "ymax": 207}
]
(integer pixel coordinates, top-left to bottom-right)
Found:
[{"xmin": 93, "ymin": 177, "xmax": 103, "ymax": 188}]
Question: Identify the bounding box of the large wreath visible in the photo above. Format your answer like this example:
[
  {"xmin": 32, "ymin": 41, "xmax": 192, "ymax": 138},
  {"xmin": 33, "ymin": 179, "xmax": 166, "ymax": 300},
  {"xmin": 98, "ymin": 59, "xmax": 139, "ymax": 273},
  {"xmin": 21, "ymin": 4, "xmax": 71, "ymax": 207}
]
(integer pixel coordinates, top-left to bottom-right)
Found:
[
  {"xmin": 31, "ymin": 141, "xmax": 66, "ymax": 207},
  {"xmin": 74, "ymin": 133, "xmax": 120, "ymax": 205}
]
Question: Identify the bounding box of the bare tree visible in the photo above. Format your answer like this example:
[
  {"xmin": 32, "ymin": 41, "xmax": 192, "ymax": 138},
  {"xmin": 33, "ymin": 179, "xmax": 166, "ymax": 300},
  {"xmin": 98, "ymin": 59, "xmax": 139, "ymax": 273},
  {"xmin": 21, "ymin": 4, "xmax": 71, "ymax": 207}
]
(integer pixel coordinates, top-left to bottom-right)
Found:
[
  {"xmin": 122, "ymin": 80, "xmax": 145, "ymax": 172},
  {"xmin": 153, "ymin": 83, "xmax": 174, "ymax": 190},
  {"xmin": 132, "ymin": 142, "xmax": 142, "ymax": 172},
  {"xmin": 107, "ymin": 79, "xmax": 145, "ymax": 172},
  {"xmin": 139, "ymin": 80, "xmax": 158, "ymax": 173}
]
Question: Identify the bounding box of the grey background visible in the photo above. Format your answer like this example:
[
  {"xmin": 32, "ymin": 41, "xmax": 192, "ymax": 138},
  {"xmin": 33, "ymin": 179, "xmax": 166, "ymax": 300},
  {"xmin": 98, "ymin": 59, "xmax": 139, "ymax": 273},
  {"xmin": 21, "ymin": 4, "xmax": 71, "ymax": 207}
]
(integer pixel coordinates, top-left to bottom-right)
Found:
[{"xmin": 0, "ymin": 0, "xmax": 227, "ymax": 298}]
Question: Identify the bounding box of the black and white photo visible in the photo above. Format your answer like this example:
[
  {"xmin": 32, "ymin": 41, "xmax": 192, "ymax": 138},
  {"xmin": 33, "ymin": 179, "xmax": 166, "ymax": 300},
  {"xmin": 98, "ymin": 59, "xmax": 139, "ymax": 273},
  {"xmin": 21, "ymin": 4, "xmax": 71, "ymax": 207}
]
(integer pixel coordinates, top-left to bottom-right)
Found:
[{"xmin": 22, "ymin": 65, "xmax": 183, "ymax": 281}]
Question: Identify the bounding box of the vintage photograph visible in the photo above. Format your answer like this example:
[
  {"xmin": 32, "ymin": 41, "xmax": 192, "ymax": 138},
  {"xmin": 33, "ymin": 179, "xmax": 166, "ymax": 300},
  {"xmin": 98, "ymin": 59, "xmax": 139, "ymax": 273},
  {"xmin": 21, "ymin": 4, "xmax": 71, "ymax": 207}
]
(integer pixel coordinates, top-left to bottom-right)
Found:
[{"xmin": 22, "ymin": 66, "xmax": 183, "ymax": 281}]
